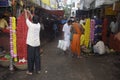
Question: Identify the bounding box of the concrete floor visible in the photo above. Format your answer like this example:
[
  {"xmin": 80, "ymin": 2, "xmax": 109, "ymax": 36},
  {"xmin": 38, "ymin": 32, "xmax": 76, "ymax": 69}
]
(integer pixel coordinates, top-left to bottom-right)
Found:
[{"xmin": 0, "ymin": 38, "xmax": 120, "ymax": 80}]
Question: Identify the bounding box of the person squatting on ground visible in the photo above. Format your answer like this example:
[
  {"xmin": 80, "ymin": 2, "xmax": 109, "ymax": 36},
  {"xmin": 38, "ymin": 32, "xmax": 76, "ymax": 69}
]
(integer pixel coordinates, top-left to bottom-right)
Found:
[
  {"xmin": 93, "ymin": 37, "xmax": 106, "ymax": 55},
  {"xmin": 0, "ymin": 15, "xmax": 8, "ymax": 31},
  {"xmin": 70, "ymin": 20, "xmax": 84, "ymax": 58},
  {"xmin": 62, "ymin": 20, "xmax": 72, "ymax": 53},
  {"xmin": 24, "ymin": 9, "xmax": 41, "ymax": 75}
]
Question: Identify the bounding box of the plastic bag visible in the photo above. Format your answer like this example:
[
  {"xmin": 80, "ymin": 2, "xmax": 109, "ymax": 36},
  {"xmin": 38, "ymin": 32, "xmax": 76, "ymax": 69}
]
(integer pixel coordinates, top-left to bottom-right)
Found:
[{"xmin": 57, "ymin": 40, "xmax": 68, "ymax": 51}]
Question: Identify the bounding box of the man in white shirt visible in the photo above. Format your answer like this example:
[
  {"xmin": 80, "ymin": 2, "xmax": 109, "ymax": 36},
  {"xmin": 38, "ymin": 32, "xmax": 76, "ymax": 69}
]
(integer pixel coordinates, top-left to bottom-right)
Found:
[
  {"xmin": 62, "ymin": 20, "xmax": 72, "ymax": 50},
  {"xmin": 24, "ymin": 9, "xmax": 41, "ymax": 75}
]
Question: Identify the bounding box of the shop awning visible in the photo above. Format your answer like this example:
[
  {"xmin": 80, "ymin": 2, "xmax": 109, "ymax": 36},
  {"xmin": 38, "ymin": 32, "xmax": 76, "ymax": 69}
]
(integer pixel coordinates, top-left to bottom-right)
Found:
[{"xmin": 37, "ymin": 7, "xmax": 64, "ymax": 17}]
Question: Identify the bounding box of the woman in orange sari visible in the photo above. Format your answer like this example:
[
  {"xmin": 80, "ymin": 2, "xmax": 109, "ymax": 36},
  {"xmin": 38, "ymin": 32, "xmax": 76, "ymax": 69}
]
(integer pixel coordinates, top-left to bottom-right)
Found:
[{"xmin": 71, "ymin": 20, "xmax": 83, "ymax": 58}]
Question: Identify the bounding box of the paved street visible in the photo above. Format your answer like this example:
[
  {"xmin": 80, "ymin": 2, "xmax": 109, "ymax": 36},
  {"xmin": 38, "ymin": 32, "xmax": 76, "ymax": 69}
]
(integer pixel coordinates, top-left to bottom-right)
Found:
[{"xmin": 0, "ymin": 38, "xmax": 120, "ymax": 80}]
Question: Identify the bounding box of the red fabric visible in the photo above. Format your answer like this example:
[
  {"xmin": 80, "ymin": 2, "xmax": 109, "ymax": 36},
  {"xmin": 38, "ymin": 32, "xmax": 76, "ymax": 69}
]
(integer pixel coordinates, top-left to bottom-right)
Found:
[
  {"xmin": 17, "ymin": 13, "xmax": 28, "ymax": 59},
  {"xmin": 102, "ymin": 18, "xmax": 108, "ymax": 44},
  {"xmin": 109, "ymin": 34, "xmax": 120, "ymax": 52},
  {"xmin": 2, "ymin": 29, "xmax": 9, "ymax": 33}
]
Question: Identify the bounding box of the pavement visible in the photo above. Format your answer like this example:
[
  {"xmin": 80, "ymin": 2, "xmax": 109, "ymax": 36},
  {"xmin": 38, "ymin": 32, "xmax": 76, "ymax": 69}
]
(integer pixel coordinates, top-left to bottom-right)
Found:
[{"xmin": 0, "ymin": 37, "xmax": 120, "ymax": 80}]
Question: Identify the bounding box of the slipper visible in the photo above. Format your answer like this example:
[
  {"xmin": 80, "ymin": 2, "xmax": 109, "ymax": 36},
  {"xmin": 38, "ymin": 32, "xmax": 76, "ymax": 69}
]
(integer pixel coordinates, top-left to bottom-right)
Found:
[{"xmin": 26, "ymin": 71, "xmax": 32, "ymax": 75}]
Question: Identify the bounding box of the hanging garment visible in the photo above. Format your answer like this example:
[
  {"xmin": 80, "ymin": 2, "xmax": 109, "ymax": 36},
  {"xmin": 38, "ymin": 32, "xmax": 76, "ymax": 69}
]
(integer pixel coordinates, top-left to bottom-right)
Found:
[
  {"xmin": 17, "ymin": 12, "xmax": 28, "ymax": 59},
  {"xmin": 94, "ymin": 18, "xmax": 102, "ymax": 43},
  {"xmin": 102, "ymin": 18, "xmax": 108, "ymax": 44}
]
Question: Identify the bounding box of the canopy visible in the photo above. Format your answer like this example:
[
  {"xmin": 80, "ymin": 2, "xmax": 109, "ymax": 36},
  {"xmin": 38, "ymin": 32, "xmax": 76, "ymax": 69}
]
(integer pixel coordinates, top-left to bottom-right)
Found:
[{"xmin": 37, "ymin": 7, "xmax": 64, "ymax": 17}]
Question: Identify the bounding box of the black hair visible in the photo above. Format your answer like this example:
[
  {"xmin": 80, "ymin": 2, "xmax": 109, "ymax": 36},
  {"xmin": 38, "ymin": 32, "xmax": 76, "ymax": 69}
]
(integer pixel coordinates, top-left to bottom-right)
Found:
[
  {"xmin": 32, "ymin": 15, "xmax": 39, "ymax": 24},
  {"xmin": 67, "ymin": 20, "xmax": 72, "ymax": 23}
]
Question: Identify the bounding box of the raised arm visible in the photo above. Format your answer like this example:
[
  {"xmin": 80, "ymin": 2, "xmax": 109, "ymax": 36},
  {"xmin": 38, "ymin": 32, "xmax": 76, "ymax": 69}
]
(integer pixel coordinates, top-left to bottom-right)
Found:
[
  {"xmin": 27, "ymin": 10, "xmax": 33, "ymax": 19},
  {"xmin": 24, "ymin": 9, "xmax": 28, "ymax": 19},
  {"xmin": 24, "ymin": 9, "xmax": 33, "ymax": 20}
]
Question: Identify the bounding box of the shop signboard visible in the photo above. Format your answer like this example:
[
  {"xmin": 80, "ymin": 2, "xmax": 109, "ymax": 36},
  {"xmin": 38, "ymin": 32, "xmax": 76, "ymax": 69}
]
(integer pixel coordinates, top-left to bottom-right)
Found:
[
  {"xmin": 0, "ymin": 0, "xmax": 9, "ymax": 7},
  {"xmin": 105, "ymin": 6, "xmax": 117, "ymax": 15}
]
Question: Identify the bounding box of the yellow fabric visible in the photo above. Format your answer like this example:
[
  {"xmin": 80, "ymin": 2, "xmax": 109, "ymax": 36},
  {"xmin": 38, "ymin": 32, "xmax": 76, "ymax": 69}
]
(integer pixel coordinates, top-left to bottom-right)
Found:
[
  {"xmin": 84, "ymin": 18, "xmax": 90, "ymax": 48},
  {"xmin": 0, "ymin": 19, "xmax": 8, "ymax": 29},
  {"xmin": 41, "ymin": 0, "xmax": 50, "ymax": 6}
]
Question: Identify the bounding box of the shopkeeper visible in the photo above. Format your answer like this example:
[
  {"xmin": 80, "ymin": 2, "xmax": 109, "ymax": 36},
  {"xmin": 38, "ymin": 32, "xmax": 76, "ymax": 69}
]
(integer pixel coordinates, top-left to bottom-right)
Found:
[{"xmin": 0, "ymin": 15, "xmax": 8, "ymax": 30}]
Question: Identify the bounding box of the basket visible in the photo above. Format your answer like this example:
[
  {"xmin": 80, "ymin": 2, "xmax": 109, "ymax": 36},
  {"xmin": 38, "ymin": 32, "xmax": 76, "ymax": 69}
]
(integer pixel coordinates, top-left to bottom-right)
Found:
[
  {"xmin": 0, "ymin": 59, "xmax": 10, "ymax": 67},
  {"xmin": 0, "ymin": 54, "xmax": 5, "ymax": 58},
  {"xmin": 14, "ymin": 62, "xmax": 27, "ymax": 70}
]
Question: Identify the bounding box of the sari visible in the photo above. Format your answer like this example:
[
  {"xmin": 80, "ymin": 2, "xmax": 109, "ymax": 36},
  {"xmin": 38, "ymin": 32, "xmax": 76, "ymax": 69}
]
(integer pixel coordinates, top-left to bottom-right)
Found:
[{"xmin": 71, "ymin": 22, "xmax": 81, "ymax": 57}]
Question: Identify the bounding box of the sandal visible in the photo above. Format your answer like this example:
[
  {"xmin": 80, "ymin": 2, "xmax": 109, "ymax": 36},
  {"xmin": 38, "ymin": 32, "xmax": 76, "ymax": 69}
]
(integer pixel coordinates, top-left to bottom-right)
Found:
[{"xmin": 26, "ymin": 71, "xmax": 32, "ymax": 75}]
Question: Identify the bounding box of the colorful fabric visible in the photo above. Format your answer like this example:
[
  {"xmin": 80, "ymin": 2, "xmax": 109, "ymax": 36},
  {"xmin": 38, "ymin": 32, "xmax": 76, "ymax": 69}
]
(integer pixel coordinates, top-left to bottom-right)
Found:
[
  {"xmin": 17, "ymin": 13, "xmax": 28, "ymax": 59},
  {"xmin": 102, "ymin": 18, "xmax": 108, "ymax": 44}
]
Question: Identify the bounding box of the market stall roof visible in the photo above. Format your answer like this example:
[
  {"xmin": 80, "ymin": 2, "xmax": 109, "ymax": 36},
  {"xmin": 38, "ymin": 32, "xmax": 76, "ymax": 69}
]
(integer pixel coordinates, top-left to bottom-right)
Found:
[
  {"xmin": 37, "ymin": 7, "xmax": 64, "ymax": 17},
  {"xmin": 45, "ymin": 10, "xmax": 64, "ymax": 16}
]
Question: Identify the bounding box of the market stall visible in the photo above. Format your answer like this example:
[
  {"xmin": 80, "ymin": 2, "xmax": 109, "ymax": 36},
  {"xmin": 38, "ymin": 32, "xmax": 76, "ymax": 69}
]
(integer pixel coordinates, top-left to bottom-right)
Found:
[{"xmin": 0, "ymin": 0, "xmax": 12, "ymax": 68}]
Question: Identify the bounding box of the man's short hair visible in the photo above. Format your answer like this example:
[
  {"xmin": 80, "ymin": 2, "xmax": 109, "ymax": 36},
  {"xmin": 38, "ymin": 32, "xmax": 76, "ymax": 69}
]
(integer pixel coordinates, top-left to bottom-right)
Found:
[
  {"xmin": 32, "ymin": 15, "xmax": 39, "ymax": 24},
  {"xmin": 67, "ymin": 20, "xmax": 72, "ymax": 23}
]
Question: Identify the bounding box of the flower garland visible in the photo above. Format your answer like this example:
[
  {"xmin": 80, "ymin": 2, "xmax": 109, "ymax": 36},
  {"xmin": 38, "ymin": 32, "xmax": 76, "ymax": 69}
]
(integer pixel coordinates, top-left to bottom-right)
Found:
[
  {"xmin": 84, "ymin": 18, "xmax": 90, "ymax": 48},
  {"xmin": 10, "ymin": 17, "xmax": 17, "ymax": 62}
]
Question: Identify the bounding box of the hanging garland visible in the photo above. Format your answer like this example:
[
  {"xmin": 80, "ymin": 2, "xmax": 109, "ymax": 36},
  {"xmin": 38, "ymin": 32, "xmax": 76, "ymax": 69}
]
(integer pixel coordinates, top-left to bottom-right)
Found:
[
  {"xmin": 10, "ymin": 17, "xmax": 17, "ymax": 62},
  {"xmin": 84, "ymin": 18, "xmax": 90, "ymax": 48}
]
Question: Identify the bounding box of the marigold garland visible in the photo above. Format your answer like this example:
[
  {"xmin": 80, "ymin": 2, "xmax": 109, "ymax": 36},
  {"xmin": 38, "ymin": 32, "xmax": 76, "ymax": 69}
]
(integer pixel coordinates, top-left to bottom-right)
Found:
[
  {"xmin": 84, "ymin": 18, "xmax": 90, "ymax": 48},
  {"xmin": 10, "ymin": 17, "xmax": 17, "ymax": 62}
]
